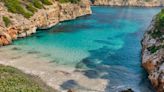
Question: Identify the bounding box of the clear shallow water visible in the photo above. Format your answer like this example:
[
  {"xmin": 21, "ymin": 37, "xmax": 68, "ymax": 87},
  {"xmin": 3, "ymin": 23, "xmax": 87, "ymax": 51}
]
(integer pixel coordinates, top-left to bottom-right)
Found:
[{"xmin": 12, "ymin": 6, "xmax": 161, "ymax": 92}]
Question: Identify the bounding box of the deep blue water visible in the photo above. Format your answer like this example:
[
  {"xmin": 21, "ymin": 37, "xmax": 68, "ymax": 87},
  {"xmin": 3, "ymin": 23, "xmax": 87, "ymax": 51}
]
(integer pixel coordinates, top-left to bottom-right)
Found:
[{"xmin": 13, "ymin": 6, "xmax": 161, "ymax": 92}]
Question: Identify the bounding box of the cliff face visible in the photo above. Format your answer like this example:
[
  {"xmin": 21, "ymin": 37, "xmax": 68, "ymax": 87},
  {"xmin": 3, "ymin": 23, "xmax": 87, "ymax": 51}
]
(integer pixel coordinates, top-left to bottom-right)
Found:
[
  {"xmin": 142, "ymin": 14, "xmax": 164, "ymax": 91},
  {"xmin": 93, "ymin": 0, "xmax": 164, "ymax": 7},
  {"xmin": 0, "ymin": 0, "xmax": 91, "ymax": 46}
]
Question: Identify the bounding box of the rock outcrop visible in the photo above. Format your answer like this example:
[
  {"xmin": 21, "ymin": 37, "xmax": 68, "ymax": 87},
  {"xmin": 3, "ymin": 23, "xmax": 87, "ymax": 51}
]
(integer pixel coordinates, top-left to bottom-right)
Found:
[
  {"xmin": 142, "ymin": 15, "xmax": 164, "ymax": 91},
  {"xmin": 0, "ymin": 0, "xmax": 91, "ymax": 46},
  {"xmin": 93, "ymin": 0, "xmax": 164, "ymax": 7}
]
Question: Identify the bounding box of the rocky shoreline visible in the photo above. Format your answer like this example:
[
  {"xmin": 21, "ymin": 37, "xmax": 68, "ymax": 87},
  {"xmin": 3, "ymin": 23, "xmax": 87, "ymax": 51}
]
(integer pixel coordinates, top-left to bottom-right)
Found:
[
  {"xmin": 92, "ymin": 0, "xmax": 164, "ymax": 7},
  {"xmin": 0, "ymin": 0, "xmax": 92, "ymax": 46},
  {"xmin": 1, "ymin": 0, "xmax": 164, "ymax": 46},
  {"xmin": 142, "ymin": 14, "xmax": 164, "ymax": 92}
]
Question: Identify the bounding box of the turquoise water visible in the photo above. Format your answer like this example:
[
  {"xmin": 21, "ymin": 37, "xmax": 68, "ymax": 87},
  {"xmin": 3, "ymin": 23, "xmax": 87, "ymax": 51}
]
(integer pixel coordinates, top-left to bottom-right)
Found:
[{"xmin": 13, "ymin": 6, "xmax": 161, "ymax": 92}]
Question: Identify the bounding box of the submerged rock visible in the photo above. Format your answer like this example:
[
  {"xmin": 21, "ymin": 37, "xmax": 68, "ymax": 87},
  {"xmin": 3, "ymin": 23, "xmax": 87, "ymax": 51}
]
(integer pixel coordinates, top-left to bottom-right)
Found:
[
  {"xmin": 67, "ymin": 89, "xmax": 75, "ymax": 92},
  {"xmin": 121, "ymin": 88, "xmax": 134, "ymax": 92}
]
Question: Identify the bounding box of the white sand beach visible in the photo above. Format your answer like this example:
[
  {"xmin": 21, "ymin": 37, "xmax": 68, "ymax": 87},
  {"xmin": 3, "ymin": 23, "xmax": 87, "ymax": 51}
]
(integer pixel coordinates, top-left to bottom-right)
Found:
[{"xmin": 0, "ymin": 45, "xmax": 108, "ymax": 92}]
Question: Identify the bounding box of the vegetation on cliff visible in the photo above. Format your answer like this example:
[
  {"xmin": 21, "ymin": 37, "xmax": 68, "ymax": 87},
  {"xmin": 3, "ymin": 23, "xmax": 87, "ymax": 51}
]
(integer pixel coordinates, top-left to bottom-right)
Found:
[
  {"xmin": 0, "ymin": 0, "xmax": 52, "ymax": 18},
  {"xmin": 156, "ymin": 9, "xmax": 164, "ymax": 31},
  {"xmin": 2, "ymin": 16, "xmax": 11, "ymax": 27},
  {"xmin": 0, "ymin": 65, "xmax": 55, "ymax": 92},
  {"xmin": 0, "ymin": 0, "xmax": 80, "ymax": 18},
  {"xmin": 58, "ymin": 0, "xmax": 80, "ymax": 3},
  {"xmin": 147, "ymin": 9, "xmax": 164, "ymax": 53}
]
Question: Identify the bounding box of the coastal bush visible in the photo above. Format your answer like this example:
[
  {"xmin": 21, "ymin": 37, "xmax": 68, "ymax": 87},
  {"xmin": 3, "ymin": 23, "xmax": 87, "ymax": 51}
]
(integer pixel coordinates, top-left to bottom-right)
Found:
[
  {"xmin": 2, "ymin": 16, "xmax": 11, "ymax": 27},
  {"xmin": 40, "ymin": 0, "xmax": 53, "ymax": 5},
  {"xmin": 150, "ymin": 30, "xmax": 162, "ymax": 38},
  {"xmin": 59, "ymin": 0, "xmax": 80, "ymax": 3},
  {"xmin": 147, "ymin": 45, "xmax": 164, "ymax": 53},
  {"xmin": 150, "ymin": 9, "xmax": 164, "ymax": 39},
  {"xmin": 156, "ymin": 9, "xmax": 164, "ymax": 30},
  {"xmin": 147, "ymin": 45, "xmax": 159, "ymax": 53},
  {"xmin": 0, "ymin": 65, "xmax": 55, "ymax": 92},
  {"xmin": 30, "ymin": 0, "xmax": 44, "ymax": 9},
  {"xmin": 69, "ymin": 0, "xmax": 80, "ymax": 3},
  {"xmin": 26, "ymin": 3, "xmax": 37, "ymax": 13}
]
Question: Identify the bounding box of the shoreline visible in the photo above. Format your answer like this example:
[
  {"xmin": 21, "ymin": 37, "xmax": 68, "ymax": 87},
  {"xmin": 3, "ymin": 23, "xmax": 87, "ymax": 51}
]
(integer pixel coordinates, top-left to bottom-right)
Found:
[
  {"xmin": 92, "ymin": 5, "xmax": 164, "ymax": 8},
  {"xmin": 0, "ymin": 45, "xmax": 108, "ymax": 92}
]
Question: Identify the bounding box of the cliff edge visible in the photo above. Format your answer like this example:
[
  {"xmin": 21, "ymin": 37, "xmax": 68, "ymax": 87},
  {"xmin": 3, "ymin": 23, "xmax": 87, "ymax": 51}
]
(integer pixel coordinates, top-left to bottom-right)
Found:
[
  {"xmin": 142, "ymin": 9, "xmax": 164, "ymax": 92},
  {"xmin": 93, "ymin": 0, "xmax": 164, "ymax": 7},
  {"xmin": 0, "ymin": 0, "xmax": 91, "ymax": 46}
]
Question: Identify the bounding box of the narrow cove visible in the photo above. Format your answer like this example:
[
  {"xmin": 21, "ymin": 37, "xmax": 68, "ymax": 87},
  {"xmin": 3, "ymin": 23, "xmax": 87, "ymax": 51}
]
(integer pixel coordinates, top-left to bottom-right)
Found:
[{"xmin": 1, "ymin": 6, "xmax": 162, "ymax": 92}]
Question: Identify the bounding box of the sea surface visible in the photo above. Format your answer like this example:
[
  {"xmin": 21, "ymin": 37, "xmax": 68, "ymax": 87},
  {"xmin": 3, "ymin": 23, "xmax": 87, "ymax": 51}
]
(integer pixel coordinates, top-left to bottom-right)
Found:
[{"xmin": 12, "ymin": 6, "xmax": 161, "ymax": 92}]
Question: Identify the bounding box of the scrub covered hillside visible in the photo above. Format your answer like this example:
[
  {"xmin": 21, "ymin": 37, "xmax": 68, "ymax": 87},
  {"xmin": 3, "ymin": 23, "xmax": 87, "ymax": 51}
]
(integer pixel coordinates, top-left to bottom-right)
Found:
[{"xmin": 0, "ymin": 65, "xmax": 55, "ymax": 92}]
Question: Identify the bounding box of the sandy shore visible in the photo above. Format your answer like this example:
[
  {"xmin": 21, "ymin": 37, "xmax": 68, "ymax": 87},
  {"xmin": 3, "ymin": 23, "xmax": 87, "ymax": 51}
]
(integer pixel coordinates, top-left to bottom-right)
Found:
[{"xmin": 0, "ymin": 45, "xmax": 108, "ymax": 92}]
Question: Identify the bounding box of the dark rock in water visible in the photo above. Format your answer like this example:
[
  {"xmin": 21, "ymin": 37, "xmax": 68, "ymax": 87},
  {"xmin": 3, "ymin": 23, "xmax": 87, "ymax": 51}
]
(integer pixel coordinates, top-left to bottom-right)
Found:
[
  {"xmin": 11, "ymin": 47, "xmax": 21, "ymax": 50},
  {"xmin": 121, "ymin": 88, "xmax": 134, "ymax": 92},
  {"xmin": 67, "ymin": 89, "xmax": 75, "ymax": 92},
  {"xmin": 36, "ymin": 35, "xmax": 42, "ymax": 38},
  {"xmin": 75, "ymin": 61, "xmax": 86, "ymax": 69},
  {"xmin": 27, "ymin": 51, "xmax": 40, "ymax": 54},
  {"xmin": 83, "ymin": 70, "xmax": 99, "ymax": 78},
  {"xmin": 60, "ymin": 80, "xmax": 79, "ymax": 90},
  {"xmin": 10, "ymin": 56, "xmax": 22, "ymax": 59}
]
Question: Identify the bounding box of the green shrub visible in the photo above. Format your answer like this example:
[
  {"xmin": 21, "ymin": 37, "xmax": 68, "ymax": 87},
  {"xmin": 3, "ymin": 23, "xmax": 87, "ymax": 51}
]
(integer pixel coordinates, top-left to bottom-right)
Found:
[
  {"xmin": 2, "ymin": 16, "xmax": 11, "ymax": 27},
  {"xmin": 41, "ymin": 0, "xmax": 52, "ymax": 5},
  {"xmin": 70, "ymin": 0, "xmax": 80, "ymax": 4},
  {"xmin": 26, "ymin": 3, "xmax": 37, "ymax": 13},
  {"xmin": 59, "ymin": 0, "xmax": 80, "ymax": 3},
  {"xmin": 151, "ymin": 9, "xmax": 164, "ymax": 39},
  {"xmin": 147, "ymin": 45, "xmax": 164, "ymax": 53},
  {"xmin": 150, "ymin": 30, "xmax": 162, "ymax": 38},
  {"xmin": 147, "ymin": 45, "xmax": 159, "ymax": 53},
  {"xmin": 30, "ymin": 0, "xmax": 44, "ymax": 9},
  {"xmin": 155, "ymin": 9, "xmax": 164, "ymax": 30}
]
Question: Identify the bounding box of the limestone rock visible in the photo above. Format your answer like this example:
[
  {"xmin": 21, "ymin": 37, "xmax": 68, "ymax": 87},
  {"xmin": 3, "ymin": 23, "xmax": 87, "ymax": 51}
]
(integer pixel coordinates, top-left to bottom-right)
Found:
[
  {"xmin": 93, "ymin": 0, "xmax": 164, "ymax": 7},
  {"xmin": 142, "ymin": 17, "xmax": 164, "ymax": 92},
  {"xmin": 0, "ymin": 0, "xmax": 92, "ymax": 46}
]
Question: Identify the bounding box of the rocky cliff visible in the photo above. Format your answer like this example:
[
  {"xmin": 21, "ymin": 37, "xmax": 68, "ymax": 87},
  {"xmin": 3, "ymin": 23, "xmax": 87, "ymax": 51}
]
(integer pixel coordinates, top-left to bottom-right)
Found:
[
  {"xmin": 93, "ymin": 0, "xmax": 164, "ymax": 7},
  {"xmin": 142, "ymin": 10, "xmax": 164, "ymax": 92},
  {"xmin": 0, "ymin": 0, "xmax": 91, "ymax": 46}
]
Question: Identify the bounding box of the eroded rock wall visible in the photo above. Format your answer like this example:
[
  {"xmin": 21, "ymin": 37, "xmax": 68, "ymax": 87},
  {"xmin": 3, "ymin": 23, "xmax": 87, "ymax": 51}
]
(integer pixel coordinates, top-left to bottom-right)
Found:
[
  {"xmin": 93, "ymin": 0, "xmax": 164, "ymax": 7},
  {"xmin": 0, "ymin": 0, "xmax": 91, "ymax": 46},
  {"xmin": 142, "ymin": 17, "xmax": 164, "ymax": 92}
]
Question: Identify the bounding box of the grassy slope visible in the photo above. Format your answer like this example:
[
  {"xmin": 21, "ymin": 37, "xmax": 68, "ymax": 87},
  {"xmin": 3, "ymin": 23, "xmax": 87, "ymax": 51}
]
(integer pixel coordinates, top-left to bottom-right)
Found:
[{"xmin": 0, "ymin": 65, "xmax": 56, "ymax": 92}]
